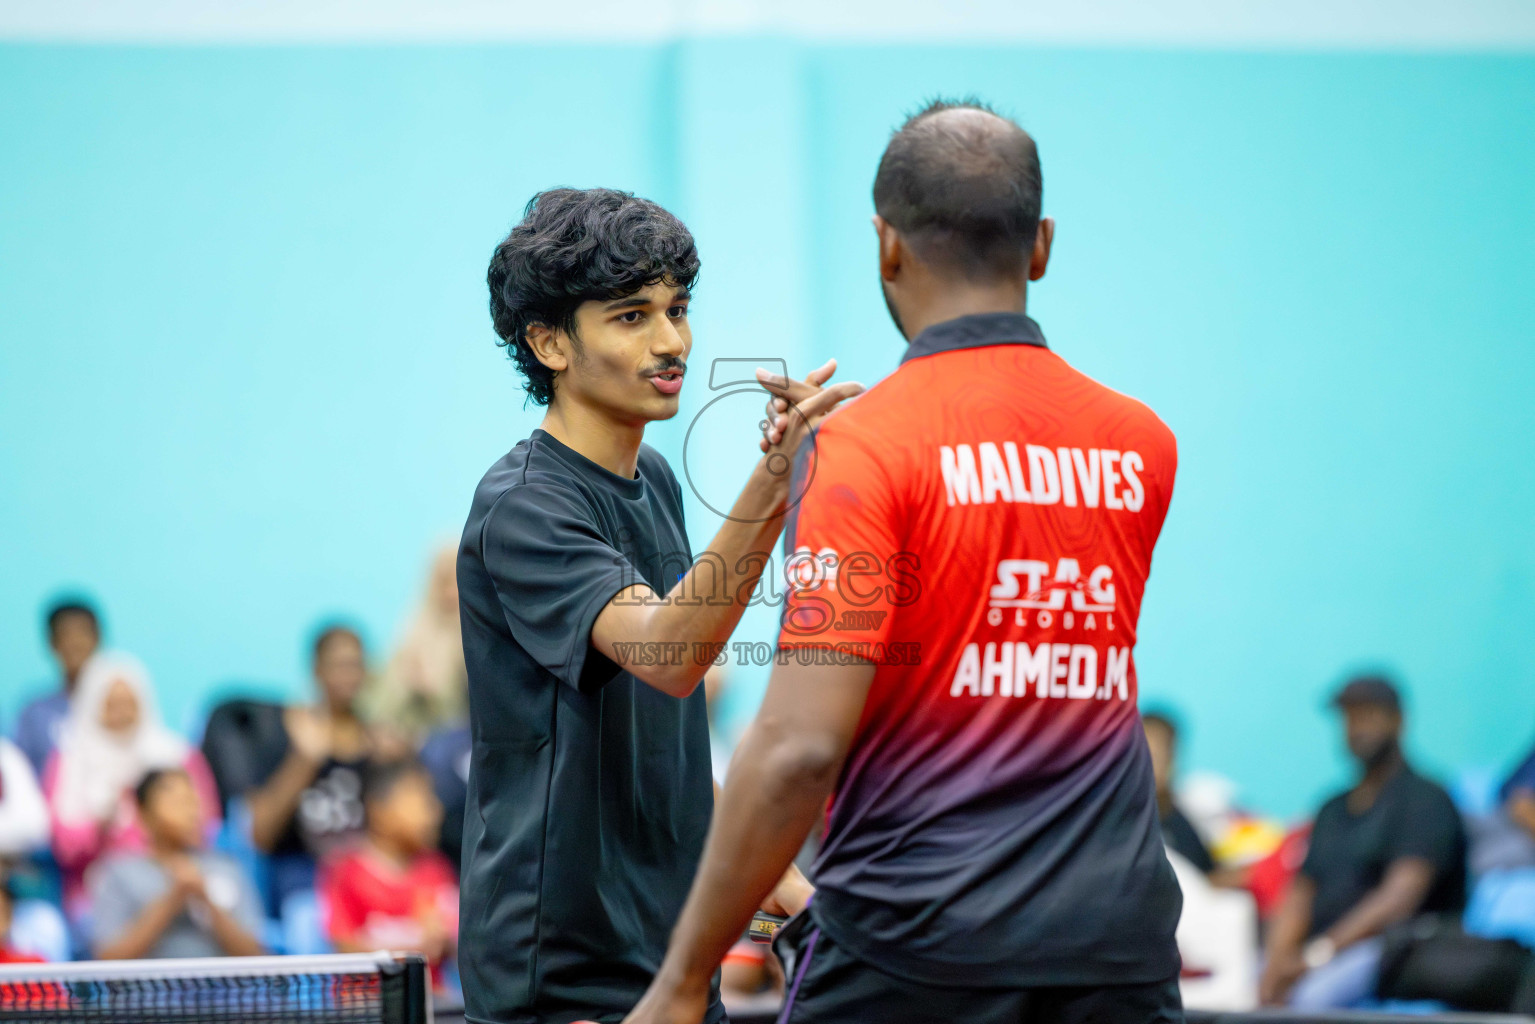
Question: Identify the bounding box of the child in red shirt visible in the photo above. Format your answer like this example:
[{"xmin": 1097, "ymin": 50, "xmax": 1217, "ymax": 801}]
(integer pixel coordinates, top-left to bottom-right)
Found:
[{"xmin": 320, "ymin": 760, "xmax": 458, "ymax": 988}]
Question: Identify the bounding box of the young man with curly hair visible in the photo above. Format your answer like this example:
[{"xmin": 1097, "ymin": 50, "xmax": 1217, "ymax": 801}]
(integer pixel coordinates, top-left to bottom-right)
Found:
[{"xmin": 457, "ymin": 188, "xmax": 856, "ymax": 1024}]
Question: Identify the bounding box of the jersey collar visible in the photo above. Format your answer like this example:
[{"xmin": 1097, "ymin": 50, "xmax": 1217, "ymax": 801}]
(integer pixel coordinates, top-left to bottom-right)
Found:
[{"xmin": 900, "ymin": 311, "xmax": 1048, "ymax": 365}]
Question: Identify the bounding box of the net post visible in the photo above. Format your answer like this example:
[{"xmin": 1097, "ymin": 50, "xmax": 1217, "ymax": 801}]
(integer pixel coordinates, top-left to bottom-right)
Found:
[{"xmin": 378, "ymin": 952, "xmax": 431, "ymax": 1024}]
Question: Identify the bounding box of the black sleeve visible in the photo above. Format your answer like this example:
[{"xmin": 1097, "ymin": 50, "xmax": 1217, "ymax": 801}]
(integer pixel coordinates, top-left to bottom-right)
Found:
[
  {"xmin": 1388, "ymin": 782, "xmax": 1462, "ymax": 874},
  {"xmin": 246, "ymin": 710, "xmax": 293, "ymax": 790},
  {"xmin": 1299, "ymin": 800, "xmax": 1336, "ymax": 882},
  {"xmin": 1164, "ymin": 807, "xmax": 1216, "ymax": 875},
  {"xmin": 481, "ymin": 482, "xmax": 645, "ymax": 691}
]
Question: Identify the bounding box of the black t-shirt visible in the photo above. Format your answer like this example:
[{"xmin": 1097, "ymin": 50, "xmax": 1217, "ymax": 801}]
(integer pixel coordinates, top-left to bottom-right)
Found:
[
  {"xmin": 1301, "ymin": 766, "xmax": 1467, "ymax": 938},
  {"xmin": 1162, "ymin": 804, "xmax": 1216, "ymax": 875},
  {"xmin": 456, "ymin": 430, "xmax": 718, "ymax": 1024},
  {"xmin": 250, "ymin": 727, "xmax": 369, "ymax": 861}
]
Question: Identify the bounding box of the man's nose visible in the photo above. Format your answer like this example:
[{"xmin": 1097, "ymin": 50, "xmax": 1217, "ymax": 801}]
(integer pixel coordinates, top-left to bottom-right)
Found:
[{"xmin": 653, "ymin": 318, "xmax": 686, "ymax": 357}]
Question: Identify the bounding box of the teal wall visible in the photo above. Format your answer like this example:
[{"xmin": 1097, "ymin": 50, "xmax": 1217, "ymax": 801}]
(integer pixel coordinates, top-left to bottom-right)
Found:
[{"xmin": 2, "ymin": 43, "xmax": 1533, "ymax": 818}]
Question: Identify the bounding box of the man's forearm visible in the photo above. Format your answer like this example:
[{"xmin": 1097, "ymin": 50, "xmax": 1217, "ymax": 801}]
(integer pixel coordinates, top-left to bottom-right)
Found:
[
  {"xmin": 659, "ymin": 461, "xmax": 788, "ymax": 639},
  {"xmin": 1320, "ymin": 858, "xmax": 1432, "ymax": 951},
  {"xmin": 248, "ymin": 751, "xmax": 320, "ymax": 853},
  {"xmin": 96, "ymin": 891, "xmax": 186, "ymax": 960},
  {"xmin": 204, "ymin": 902, "xmax": 264, "ymax": 957},
  {"xmin": 1264, "ymin": 879, "xmax": 1314, "ymax": 962},
  {"xmin": 653, "ymin": 721, "xmax": 838, "ymax": 996},
  {"xmin": 601, "ymin": 463, "xmax": 788, "ymax": 695}
]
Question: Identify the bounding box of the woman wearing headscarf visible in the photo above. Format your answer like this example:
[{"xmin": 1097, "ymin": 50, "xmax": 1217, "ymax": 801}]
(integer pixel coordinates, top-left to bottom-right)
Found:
[
  {"xmin": 363, "ymin": 546, "xmax": 468, "ymax": 741},
  {"xmin": 43, "ymin": 652, "xmax": 220, "ymax": 918}
]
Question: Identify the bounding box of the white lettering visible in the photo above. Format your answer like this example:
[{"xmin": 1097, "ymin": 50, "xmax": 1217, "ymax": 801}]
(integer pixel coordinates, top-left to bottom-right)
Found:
[
  {"xmin": 991, "ymin": 557, "xmax": 1116, "ymax": 613},
  {"xmin": 951, "ymin": 643, "xmax": 981, "ymax": 696},
  {"xmin": 1003, "ymin": 442, "xmax": 1032, "ymax": 503},
  {"xmin": 1049, "ymin": 643, "xmax": 1070, "ymax": 697},
  {"xmin": 1105, "ymin": 646, "xmax": 1130, "ymax": 700},
  {"xmin": 942, "ymin": 442, "xmax": 1148, "ymax": 513},
  {"xmin": 1101, "ymin": 450, "xmax": 1124, "ymax": 510},
  {"xmin": 982, "ymin": 641, "xmax": 1011, "ymax": 697},
  {"xmin": 1054, "ymin": 558, "xmax": 1082, "ymax": 594},
  {"xmin": 1067, "ymin": 645, "xmax": 1098, "ymax": 699},
  {"xmin": 1056, "ymin": 447, "xmax": 1078, "ymax": 507},
  {"xmin": 1121, "ymin": 450, "xmax": 1145, "ymax": 512},
  {"xmin": 951, "ymin": 642, "xmax": 1131, "ymax": 702},
  {"xmin": 978, "ymin": 442, "xmax": 1013, "ymax": 504},
  {"xmin": 1017, "ymin": 643, "xmax": 1051, "ymax": 697},
  {"xmin": 990, "ymin": 559, "xmax": 1050, "ymax": 601},
  {"xmin": 1026, "ymin": 444, "xmax": 1061, "ymax": 505},
  {"xmin": 786, "ymin": 546, "xmax": 839, "ymax": 591},
  {"xmin": 1070, "ymin": 448, "xmax": 1102, "ymax": 508},
  {"xmin": 1087, "ymin": 566, "xmax": 1115, "ymax": 607},
  {"xmin": 940, "ymin": 445, "xmax": 983, "ymax": 507}
]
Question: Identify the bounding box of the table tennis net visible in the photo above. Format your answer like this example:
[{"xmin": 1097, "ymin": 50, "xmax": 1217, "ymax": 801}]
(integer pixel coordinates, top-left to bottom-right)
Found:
[{"xmin": 0, "ymin": 952, "xmax": 429, "ymax": 1024}]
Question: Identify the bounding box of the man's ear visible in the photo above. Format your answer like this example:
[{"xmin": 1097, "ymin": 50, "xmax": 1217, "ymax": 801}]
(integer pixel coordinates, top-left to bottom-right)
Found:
[
  {"xmin": 873, "ymin": 215, "xmax": 905, "ymax": 283},
  {"xmin": 523, "ymin": 323, "xmax": 570, "ymax": 373},
  {"xmin": 1029, "ymin": 217, "xmax": 1055, "ymax": 282}
]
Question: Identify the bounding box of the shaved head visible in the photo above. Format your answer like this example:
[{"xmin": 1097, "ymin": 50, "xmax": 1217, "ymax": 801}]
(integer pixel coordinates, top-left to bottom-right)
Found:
[{"xmin": 873, "ymin": 99, "xmax": 1042, "ymax": 282}]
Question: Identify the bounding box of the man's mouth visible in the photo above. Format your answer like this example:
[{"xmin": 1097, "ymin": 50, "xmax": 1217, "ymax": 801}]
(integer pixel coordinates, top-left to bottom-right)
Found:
[{"xmin": 648, "ymin": 369, "xmax": 685, "ymax": 395}]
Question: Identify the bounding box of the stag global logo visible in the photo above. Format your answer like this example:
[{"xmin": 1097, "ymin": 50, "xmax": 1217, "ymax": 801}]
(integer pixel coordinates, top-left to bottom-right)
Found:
[{"xmin": 985, "ymin": 556, "xmax": 1117, "ymax": 630}]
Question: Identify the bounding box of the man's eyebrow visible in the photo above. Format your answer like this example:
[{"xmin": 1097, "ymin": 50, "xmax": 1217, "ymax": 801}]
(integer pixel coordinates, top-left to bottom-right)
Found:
[
  {"xmin": 602, "ymin": 295, "xmax": 653, "ymax": 311},
  {"xmin": 601, "ymin": 288, "xmax": 690, "ymax": 312}
]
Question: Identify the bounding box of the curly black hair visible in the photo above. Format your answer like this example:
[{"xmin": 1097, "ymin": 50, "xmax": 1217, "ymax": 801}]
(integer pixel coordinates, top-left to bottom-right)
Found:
[{"xmin": 487, "ymin": 188, "xmax": 700, "ymax": 406}]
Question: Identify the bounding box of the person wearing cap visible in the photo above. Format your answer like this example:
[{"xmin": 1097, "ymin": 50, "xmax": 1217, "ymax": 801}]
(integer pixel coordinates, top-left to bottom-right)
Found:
[{"xmin": 1259, "ymin": 674, "xmax": 1466, "ymax": 1009}]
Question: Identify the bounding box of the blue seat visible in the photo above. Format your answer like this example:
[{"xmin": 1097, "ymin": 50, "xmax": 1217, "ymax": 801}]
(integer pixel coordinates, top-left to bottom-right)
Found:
[
  {"xmin": 1464, "ymin": 867, "xmax": 1535, "ymax": 950},
  {"xmin": 9, "ymin": 898, "xmax": 70, "ymax": 963},
  {"xmin": 280, "ymin": 887, "xmax": 334, "ymax": 957}
]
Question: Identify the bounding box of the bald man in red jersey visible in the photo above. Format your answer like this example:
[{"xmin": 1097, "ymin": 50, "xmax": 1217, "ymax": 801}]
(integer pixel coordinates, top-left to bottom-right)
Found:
[{"xmin": 628, "ymin": 99, "xmax": 1184, "ymax": 1024}]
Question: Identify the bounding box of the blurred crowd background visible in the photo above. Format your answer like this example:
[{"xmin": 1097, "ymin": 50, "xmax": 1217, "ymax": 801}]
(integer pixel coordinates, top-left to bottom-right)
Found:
[{"xmin": 2, "ymin": 0, "xmax": 1534, "ymax": 1012}]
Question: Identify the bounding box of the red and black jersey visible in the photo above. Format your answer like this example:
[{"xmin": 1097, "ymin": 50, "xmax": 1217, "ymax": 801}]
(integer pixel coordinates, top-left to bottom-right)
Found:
[{"xmin": 781, "ymin": 312, "xmax": 1182, "ymax": 987}]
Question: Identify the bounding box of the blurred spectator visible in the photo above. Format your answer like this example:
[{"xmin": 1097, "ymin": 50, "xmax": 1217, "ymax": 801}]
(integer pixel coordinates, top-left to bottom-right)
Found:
[
  {"xmin": 1166, "ymin": 850, "xmax": 1260, "ymax": 1010},
  {"xmin": 44, "ymin": 653, "xmax": 221, "ymax": 919},
  {"xmin": 419, "ymin": 724, "xmax": 469, "ymax": 874},
  {"xmin": 246, "ymin": 624, "xmax": 385, "ymax": 909},
  {"xmin": 1462, "ymin": 734, "xmax": 1535, "ymax": 877},
  {"xmin": 1260, "ymin": 675, "xmax": 1467, "ymax": 1009},
  {"xmin": 0, "ymin": 894, "xmax": 67, "ymax": 965},
  {"xmin": 320, "ymin": 760, "xmax": 457, "ymax": 988},
  {"xmin": 363, "ymin": 547, "xmax": 467, "ymax": 741},
  {"xmin": 1246, "ymin": 824, "xmax": 1313, "ymax": 921},
  {"xmin": 1142, "ymin": 711, "xmax": 1217, "ymax": 875},
  {"xmin": 1501, "ymin": 734, "xmax": 1535, "ymax": 843},
  {"xmin": 0, "ymin": 878, "xmax": 44, "ymax": 966},
  {"xmin": 0, "ymin": 735, "xmax": 60, "ymax": 960},
  {"xmin": 13, "ymin": 600, "xmax": 100, "ymax": 778},
  {"xmin": 90, "ymin": 768, "xmax": 264, "ymax": 959},
  {"xmin": 0, "ymin": 738, "xmax": 48, "ymax": 860}
]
